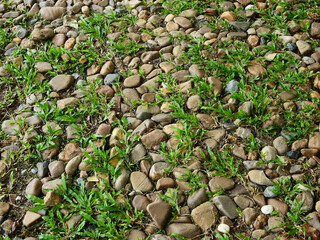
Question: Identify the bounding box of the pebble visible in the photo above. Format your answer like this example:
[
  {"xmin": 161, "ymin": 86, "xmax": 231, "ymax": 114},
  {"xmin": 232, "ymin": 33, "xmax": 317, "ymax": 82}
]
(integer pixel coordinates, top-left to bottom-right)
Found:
[
  {"xmin": 217, "ymin": 223, "xmax": 230, "ymax": 233},
  {"xmin": 49, "ymin": 75, "xmax": 74, "ymax": 91},
  {"xmin": 213, "ymin": 195, "xmax": 238, "ymax": 219},
  {"xmin": 104, "ymin": 73, "xmax": 121, "ymax": 85},
  {"xmin": 0, "ymin": 202, "xmax": 10, "ymax": 216},
  {"xmin": 261, "ymin": 205, "xmax": 274, "ymax": 214},
  {"xmin": 225, "ymin": 80, "xmax": 239, "ymax": 93},
  {"xmin": 147, "ymin": 201, "xmax": 171, "ymax": 229},
  {"xmin": 25, "ymin": 179, "xmax": 42, "ymax": 196},
  {"xmin": 261, "ymin": 146, "xmax": 277, "ymax": 161},
  {"xmin": 248, "ymin": 170, "xmax": 273, "ymax": 186},
  {"xmin": 22, "ymin": 211, "xmax": 41, "ymax": 227},
  {"xmin": 209, "ymin": 176, "xmax": 235, "ymax": 192},
  {"xmin": 191, "ymin": 201, "xmax": 219, "ymax": 230},
  {"xmin": 130, "ymin": 171, "xmax": 153, "ymax": 193},
  {"xmin": 187, "ymin": 188, "xmax": 208, "ymax": 210},
  {"xmin": 263, "ymin": 186, "xmax": 278, "ymax": 198},
  {"xmin": 166, "ymin": 223, "xmax": 201, "ymax": 238}
]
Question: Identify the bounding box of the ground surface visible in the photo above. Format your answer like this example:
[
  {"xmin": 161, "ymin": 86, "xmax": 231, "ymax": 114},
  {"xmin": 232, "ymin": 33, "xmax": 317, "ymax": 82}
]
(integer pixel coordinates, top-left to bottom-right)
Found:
[{"xmin": 1, "ymin": 0, "xmax": 320, "ymax": 239}]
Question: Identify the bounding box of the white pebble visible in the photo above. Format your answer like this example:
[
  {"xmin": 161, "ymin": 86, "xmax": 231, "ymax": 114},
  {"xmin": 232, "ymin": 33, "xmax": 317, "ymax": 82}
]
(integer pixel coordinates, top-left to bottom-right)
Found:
[
  {"xmin": 217, "ymin": 223, "xmax": 230, "ymax": 233},
  {"xmin": 261, "ymin": 205, "xmax": 274, "ymax": 214}
]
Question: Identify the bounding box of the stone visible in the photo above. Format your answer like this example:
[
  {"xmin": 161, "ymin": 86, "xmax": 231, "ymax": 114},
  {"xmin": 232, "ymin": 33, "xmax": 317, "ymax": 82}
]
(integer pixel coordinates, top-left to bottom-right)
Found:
[
  {"xmin": 37, "ymin": 161, "xmax": 49, "ymax": 178},
  {"xmin": 149, "ymin": 162, "xmax": 170, "ymax": 181},
  {"xmin": 59, "ymin": 143, "xmax": 81, "ymax": 161},
  {"xmin": 156, "ymin": 178, "xmax": 175, "ymax": 190},
  {"xmin": 311, "ymin": 22, "xmax": 320, "ymax": 39},
  {"xmin": 229, "ymin": 21, "xmax": 250, "ymax": 31},
  {"xmin": 261, "ymin": 205, "xmax": 274, "ymax": 215},
  {"xmin": 44, "ymin": 191, "xmax": 62, "ymax": 206},
  {"xmin": 248, "ymin": 170, "xmax": 273, "ymax": 186},
  {"xmin": 35, "ymin": 62, "xmax": 52, "ymax": 73},
  {"xmin": 217, "ymin": 223, "xmax": 230, "ymax": 233},
  {"xmin": 141, "ymin": 129, "xmax": 167, "ymax": 147},
  {"xmin": 49, "ymin": 75, "xmax": 74, "ymax": 91},
  {"xmin": 261, "ymin": 146, "xmax": 277, "ymax": 161},
  {"xmin": 234, "ymin": 195, "xmax": 254, "ymax": 209},
  {"xmin": 220, "ymin": 11, "xmax": 237, "ymax": 21},
  {"xmin": 186, "ymin": 95, "xmax": 202, "ymax": 111},
  {"xmin": 23, "ymin": 211, "xmax": 41, "ymax": 227},
  {"xmin": 40, "ymin": 7, "xmax": 65, "ymax": 21},
  {"xmin": 65, "ymin": 38, "xmax": 75, "ymax": 50},
  {"xmin": 52, "ymin": 34, "xmax": 66, "ymax": 47},
  {"xmin": 248, "ymin": 64, "xmax": 266, "ymax": 76},
  {"xmin": 130, "ymin": 171, "xmax": 153, "ymax": 193},
  {"xmin": 189, "ymin": 64, "xmax": 205, "ymax": 78},
  {"xmin": 25, "ymin": 178, "xmax": 42, "ymax": 196},
  {"xmin": 309, "ymin": 132, "xmax": 320, "ymax": 150},
  {"xmin": 124, "ymin": 75, "xmax": 142, "ymax": 88},
  {"xmin": 128, "ymin": 230, "xmax": 146, "ymax": 240},
  {"xmin": 141, "ymin": 51, "xmax": 160, "ymax": 63},
  {"xmin": 104, "ymin": 73, "xmax": 121, "ymax": 85},
  {"xmin": 296, "ymin": 40, "xmax": 312, "ymax": 56},
  {"xmin": 66, "ymin": 214, "xmax": 82, "ymax": 229},
  {"xmin": 113, "ymin": 168, "xmax": 130, "ymax": 191},
  {"xmin": 42, "ymin": 179, "xmax": 63, "ymax": 194},
  {"xmin": 236, "ymin": 127, "xmax": 251, "ymax": 139},
  {"xmin": 173, "ymin": 17, "xmax": 192, "ymax": 28},
  {"xmin": 65, "ymin": 155, "xmax": 82, "ymax": 176},
  {"xmin": 268, "ymin": 216, "xmax": 283, "ymax": 232},
  {"xmin": 264, "ymin": 186, "xmax": 278, "ymax": 198},
  {"xmin": 273, "ymin": 136, "xmax": 289, "ymax": 155},
  {"xmin": 243, "ymin": 208, "xmax": 259, "ymax": 225},
  {"xmin": 1, "ymin": 120, "xmax": 22, "ymax": 136},
  {"xmin": 147, "ymin": 201, "xmax": 171, "ymax": 229},
  {"xmin": 132, "ymin": 195, "xmax": 149, "ymax": 212},
  {"xmin": 0, "ymin": 202, "xmax": 10, "ymax": 216},
  {"xmin": 296, "ymin": 192, "xmax": 314, "ymax": 213},
  {"xmin": 209, "ymin": 176, "xmax": 235, "ymax": 192},
  {"xmin": 166, "ymin": 223, "xmax": 201, "ymax": 238},
  {"xmin": 187, "ymin": 188, "xmax": 208, "ymax": 210},
  {"xmin": 191, "ymin": 201, "xmax": 219, "ymax": 230},
  {"xmin": 213, "ymin": 195, "xmax": 238, "ymax": 219},
  {"xmin": 225, "ymin": 80, "xmax": 239, "ymax": 93},
  {"xmin": 267, "ymin": 198, "xmax": 288, "ymax": 216}
]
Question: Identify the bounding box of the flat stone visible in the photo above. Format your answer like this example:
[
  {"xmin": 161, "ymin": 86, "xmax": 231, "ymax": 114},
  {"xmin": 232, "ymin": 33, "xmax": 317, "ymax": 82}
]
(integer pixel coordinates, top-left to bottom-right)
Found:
[
  {"xmin": 296, "ymin": 40, "xmax": 312, "ymax": 56},
  {"xmin": 141, "ymin": 129, "xmax": 167, "ymax": 147},
  {"xmin": 25, "ymin": 178, "xmax": 42, "ymax": 196},
  {"xmin": 130, "ymin": 171, "xmax": 153, "ymax": 193},
  {"xmin": 166, "ymin": 223, "xmax": 201, "ymax": 238},
  {"xmin": 0, "ymin": 202, "xmax": 10, "ymax": 216},
  {"xmin": 65, "ymin": 155, "xmax": 81, "ymax": 176},
  {"xmin": 35, "ymin": 62, "xmax": 52, "ymax": 73},
  {"xmin": 49, "ymin": 75, "xmax": 74, "ymax": 91},
  {"xmin": 173, "ymin": 17, "xmax": 192, "ymax": 28},
  {"xmin": 213, "ymin": 195, "xmax": 238, "ymax": 219},
  {"xmin": 187, "ymin": 188, "xmax": 208, "ymax": 210},
  {"xmin": 1, "ymin": 120, "xmax": 22, "ymax": 136},
  {"xmin": 209, "ymin": 176, "xmax": 235, "ymax": 192},
  {"xmin": 130, "ymin": 144, "xmax": 147, "ymax": 162},
  {"xmin": 147, "ymin": 201, "xmax": 171, "ymax": 229},
  {"xmin": 124, "ymin": 75, "xmax": 142, "ymax": 88},
  {"xmin": 23, "ymin": 211, "xmax": 41, "ymax": 227},
  {"xmin": 267, "ymin": 198, "xmax": 288, "ymax": 216},
  {"xmin": 309, "ymin": 132, "xmax": 320, "ymax": 150},
  {"xmin": 248, "ymin": 170, "xmax": 273, "ymax": 186},
  {"xmin": 132, "ymin": 195, "xmax": 150, "ymax": 212},
  {"xmin": 229, "ymin": 21, "xmax": 250, "ymax": 31},
  {"xmin": 189, "ymin": 64, "xmax": 205, "ymax": 78},
  {"xmin": 104, "ymin": 73, "xmax": 121, "ymax": 85},
  {"xmin": 243, "ymin": 207, "xmax": 259, "ymax": 225},
  {"xmin": 311, "ymin": 22, "xmax": 320, "ymax": 39},
  {"xmin": 191, "ymin": 201, "xmax": 219, "ymax": 230}
]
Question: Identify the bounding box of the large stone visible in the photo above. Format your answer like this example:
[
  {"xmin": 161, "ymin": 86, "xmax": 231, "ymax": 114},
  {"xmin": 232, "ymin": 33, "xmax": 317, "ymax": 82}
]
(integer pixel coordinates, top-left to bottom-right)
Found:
[
  {"xmin": 187, "ymin": 188, "xmax": 208, "ymax": 209},
  {"xmin": 191, "ymin": 201, "xmax": 219, "ymax": 230},
  {"xmin": 166, "ymin": 223, "xmax": 201, "ymax": 238},
  {"xmin": 0, "ymin": 202, "xmax": 10, "ymax": 216},
  {"xmin": 23, "ymin": 211, "xmax": 42, "ymax": 227},
  {"xmin": 25, "ymin": 178, "xmax": 42, "ymax": 196},
  {"xmin": 309, "ymin": 132, "xmax": 320, "ymax": 150},
  {"xmin": 35, "ymin": 62, "xmax": 52, "ymax": 73},
  {"xmin": 213, "ymin": 195, "xmax": 238, "ymax": 219},
  {"xmin": 130, "ymin": 171, "xmax": 153, "ymax": 193},
  {"xmin": 40, "ymin": 7, "xmax": 65, "ymax": 21},
  {"xmin": 248, "ymin": 170, "xmax": 273, "ymax": 186},
  {"xmin": 49, "ymin": 75, "xmax": 74, "ymax": 91},
  {"xmin": 209, "ymin": 176, "xmax": 235, "ymax": 192},
  {"xmin": 141, "ymin": 129, "xmax": 167, "ymax": 147},
  {"xmin": 147, "ymin": 201, "xmax": 171, "ymax": 229}
]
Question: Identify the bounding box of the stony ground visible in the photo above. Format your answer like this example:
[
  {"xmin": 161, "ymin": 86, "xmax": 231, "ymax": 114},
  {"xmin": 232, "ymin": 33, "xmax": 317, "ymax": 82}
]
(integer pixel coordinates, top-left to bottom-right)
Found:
[{"xmin": 1, "ymin": 0, "xmax": 320, "ymax": 239}]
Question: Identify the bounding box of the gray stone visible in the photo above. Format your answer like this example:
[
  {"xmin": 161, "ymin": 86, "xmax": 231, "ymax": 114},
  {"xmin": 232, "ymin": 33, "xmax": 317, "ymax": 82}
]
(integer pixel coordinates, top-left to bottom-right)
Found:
[
  {"xmin": 1, "ymin": 120, "xmax": 21, "ymax": 136},
  {"xmin": 130, "ymin": 144, "xmax": 147, "ymax": 162},
  {"xmin": 104, "ymin": 73, "xmax": 121, "ymax": 85},
  {"xmin": 229, "ymin": 21, "xmax": 250, "ymax": 32},
  {"xmin": 213, "ymin": 195, "xmax": 238, "ymax": 219},
  {"xmin": 37, "ymin": 161, "xmax": 49, "ymax": 178},
  {"xmin": 187, "ymin": 188, "xmax": 208, "ymax": 209},
  {"xmin": 264, "ymin": 186, "xmax": 278, "ymax": 198},
  {"xmin": 225, "ymin": 80, "xmax": 239, "ymax": 93}
]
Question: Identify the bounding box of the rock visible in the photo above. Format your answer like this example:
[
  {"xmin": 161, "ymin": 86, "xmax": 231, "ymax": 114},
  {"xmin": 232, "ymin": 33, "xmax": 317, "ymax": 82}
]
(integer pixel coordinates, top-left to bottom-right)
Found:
[
  {"xmin": 234, "ymin": 195, "xmax": 254, "ymax": 209},
  {"xmin": 49, "ymin": 75, "xmax": 74, "ymax": 91},
  {"xmin": 186, "ymin": 95, "xmax": 202, "ymax": 111},
  {"xmin": 220, "ymin": 11, "xmax": 237, "ymax": 21},
  {"xmin": 191, "ymin": 201, "xmax": 219, "ymax": 230},
  {"xmin": 209, "ymin": 176, "xmax": 235, "ymax": 192},
  {"xmin": 225, "ymin": 80, "xmax": 239, "ymax": 93},
  {"xmin": 268, "ymin": 216, "xmax": 283, "ymax": 232},
  {"xmin": 150, "ymin": 234, "xmax": 173, "ymax": 240},
  {"xmin": 130, "ymin": 171, "xmax": 153, "ymax": 193},
  {"xmin": 103, "ymin": 74, "xmax": 121, "ymax": 85},
  {"xmin": 147, "ymin": 201, "xmax": 171, "ymax": 229},
  {"xmin": 243, "ymin": 208, "xmax": 259, "ymax": 225},
  {"xmin": 132, "ymin": 195, "xmax": 150, "ymax": 212},
  {"xmin": 42, "ymin": 179, "xmax": 63, "ymax": 194},
  {"xmin": 0, "ymin": 202, "xmax": 10, "ymax": 216},
  {"xmin": 296, "ymin": 40, "xmax": 312, "ymax": 56},
  {"xmin": 59, "ymin": 143, "xmax": 81, "ymax": 161},
  {"xmin": 44, "ymin": 191, "xmax": 62, "ymax": 206},
  {"xmin": 217, "ymin": 223, "xmax": 230, "ymax": 233},
  {"xmin": 65, "ymin": 155, "xmax": 82, "ymax": 175},
  {"xmin": 189, "ymin": 64, "xmax": 205, "ymax": 78},
  {"xmin": 173, "ymin": 17, "xmax": 192, "ymax": 28},
  {"xmin": 311, "ymin": 22, "xmax": 320, "ymax": 39},
  {"xmin": 248, "ymin": 170, "xmax": 273, "ymax": 186},
  {"xmin": 40, "ymin": 7, "xmax": 65, "ymax": 21},
  {"xmin": 25, "ymin": 179, "xmax": 42, "ymax": 196},
  {"xmin": 261, "ymin": 205, "xmax": 274, "ymax": 214},
  {"xmin": 65, "ymin": 38, "xmax": 75, "ymax": 49},
  {"xmin": 66, "ymin": 214, "xmax": 82, "ymax": 229},
  {"xmin": 213, "ymin": 195, "xmax": 238, "ymax": 219},
  {"xmin": 37, "ymin": 161, "xmax": 49, "ymax": 178},
  {"xmin": 296, "ymin": 192, "xmax": 314, "ymax": 213},
  {"xmin": 156, "ymin": 178, "xmax": 175, "ymax": 190},
  {"xmin": 128, "ymin": 230, "xmax": 146, "ymax": 240},
  {"xmin": 124, "ymin": 75, "xmax": 142, "ymax": 88},
  {"xmin": 235, "ymin": 127, "xmax": 251, "ymax": 139},
  {"xmin": 141, "ymin": 51, "xmax": 160, "ymax": 63},
  {"xmin": 141, "ymin": 129, "xmax": 167, "ymax": 147},
  {"xmin": 229, "ymin": 21, "xmax": 250, "ymax": 31},
  {"xmin": 264, "ymin": 186, "xmax": 278, "ymax": 198},
  {"xmin": 149, "ymin": 162, "xmax": 170, "ymax": 181},
  {"xmin": 187, "ymin": 188, "xmax": 208, "ymax": 210},
  {"xmin": 35, "ymin": 62, "xmax": 52, "ymax": 73},
  {"xmin": 261, "ymin": 146, "xmax": 277, "ymax": 161},
  {"xmin": 130, "ymin": 144, "xmax": 147, "ymax": 162},
  {"xmin": 267, "ymin": 198, "xmax": 288, "ymax": 216},
  {"xmin": 113, "ymin": 168, "xmax": 130, "ymax": 191},
  {"xmin": 248, "ymin": 64, "xmax": 266, "ymax": 76},
  {"xmin": 22, "ymin": 211, "xmax": 41, "ymax": 227},
  {"xmin": 100, "ymin": 61, "xmax": 115, "ymax": 76},
  {"xmin": 309, "ymin": 132, "xmax": 320, "ymax": 150},
  {"xmin": 1, "ymin": 120, "xmax": 21, "ymax": 136},
  {"xmin": 273, "ymin": 136, "xmax": 289, "ymax": 155},
  {"xmin": 166, "ymin": 223, "xmax": 201, "ymax": 238},
  {"xmin": 109, "ymin": 128, "xmax": 125, "ymax": 147}
]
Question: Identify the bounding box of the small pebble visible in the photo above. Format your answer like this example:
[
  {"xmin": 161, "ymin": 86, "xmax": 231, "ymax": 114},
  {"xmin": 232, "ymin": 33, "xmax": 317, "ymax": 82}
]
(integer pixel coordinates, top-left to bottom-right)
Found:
[
  {"xmin": 31, "ymin": 168, "xmax": 38, "ymax": 174},
  {"xmin": 217, "ymin": 223, "xmax": 230, "ymax": 233},
  {"xmin": 264, "ymin": 186, "xmax": 278, "ymax": 198},
  {"xmin": 76, "ymin": 178, "xmax": 84, "ymax": 185},
  {"xmin": 261, "ymin": 205, "xmax": 273, "ymax": 214}
]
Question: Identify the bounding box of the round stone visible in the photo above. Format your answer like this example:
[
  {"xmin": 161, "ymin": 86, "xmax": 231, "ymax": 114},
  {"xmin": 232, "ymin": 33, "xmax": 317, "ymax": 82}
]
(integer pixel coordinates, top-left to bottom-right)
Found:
[
  {"xmin": 217, "ymin": 223, "xmax": 230, "ymax": 233},
  {"xmin": 261, "ymin": 205, "xmax": 273, "ymax": 214}
]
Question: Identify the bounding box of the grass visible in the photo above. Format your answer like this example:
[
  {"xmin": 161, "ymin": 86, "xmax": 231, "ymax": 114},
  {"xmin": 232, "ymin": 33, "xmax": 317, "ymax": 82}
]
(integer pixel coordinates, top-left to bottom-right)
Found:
[{"xmin": 1, "ymin": 0, "xmax": 320, "ymax": 238}]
